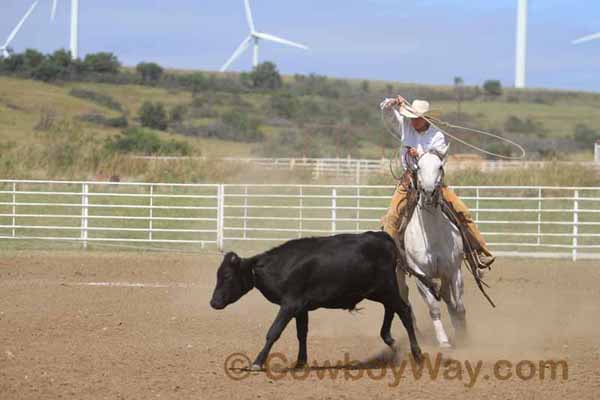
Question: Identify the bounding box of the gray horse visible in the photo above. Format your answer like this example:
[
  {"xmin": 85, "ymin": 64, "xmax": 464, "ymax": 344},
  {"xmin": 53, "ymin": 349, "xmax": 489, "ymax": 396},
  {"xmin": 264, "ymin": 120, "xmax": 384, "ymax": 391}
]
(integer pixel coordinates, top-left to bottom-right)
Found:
[{"xmin": 403, "ymin": 152, "xmax": 467, "ymax": 348}]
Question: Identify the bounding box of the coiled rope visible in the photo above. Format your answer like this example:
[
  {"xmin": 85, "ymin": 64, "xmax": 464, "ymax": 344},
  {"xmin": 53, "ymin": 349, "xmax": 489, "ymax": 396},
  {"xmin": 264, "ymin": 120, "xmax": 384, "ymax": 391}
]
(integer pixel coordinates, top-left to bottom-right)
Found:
[{"xmin": 380, "ymin": 103, "xmax": 527, "ymax": 160}]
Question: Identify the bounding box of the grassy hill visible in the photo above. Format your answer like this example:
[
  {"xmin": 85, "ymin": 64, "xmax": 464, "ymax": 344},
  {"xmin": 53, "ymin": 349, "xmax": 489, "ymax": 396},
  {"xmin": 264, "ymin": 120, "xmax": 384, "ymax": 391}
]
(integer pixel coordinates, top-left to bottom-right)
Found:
[
  {"xmin": 2, "ymin": 75, "xmax": 600, "ymax": 158},
  {"xmin": 1, "ymin": 53, "xmax": 600, "ymax": 182}
]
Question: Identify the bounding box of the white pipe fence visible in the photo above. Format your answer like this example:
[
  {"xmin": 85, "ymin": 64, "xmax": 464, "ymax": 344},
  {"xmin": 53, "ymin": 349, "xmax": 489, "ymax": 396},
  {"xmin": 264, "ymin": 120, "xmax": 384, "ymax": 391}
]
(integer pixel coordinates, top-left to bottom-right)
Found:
[
  {"xmin": 136, "ymin": 156, "xmax": 600, "ymax": 183},
  {"xmin": 0, "ymin": 180, "xmax": 599, "ymax": 261}
]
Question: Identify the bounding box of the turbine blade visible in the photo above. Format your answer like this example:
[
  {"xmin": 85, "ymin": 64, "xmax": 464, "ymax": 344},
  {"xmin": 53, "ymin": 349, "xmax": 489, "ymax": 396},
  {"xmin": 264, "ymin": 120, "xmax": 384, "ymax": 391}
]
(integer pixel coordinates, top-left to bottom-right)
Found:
[
  {"xmin": 244, "ymin": 0, "xmax": 255, "ymax": 33},
  {"xmin": 253, "ymin": 32, "xmax": 308, "ymax": 50},
  {"xmin": 51, "ymin": 0, "xmax": 58, "ymax": 21},
  {"xmin": 572, "ymin": 32, "xmax": 600, "ymax": 45},
  {"xmin": 220, "ymin": 36, "xmax": 253, "ymax": 72},
  {"xmin": 3, "ymin": 1, "xmax": 39, "ymax": 48}
]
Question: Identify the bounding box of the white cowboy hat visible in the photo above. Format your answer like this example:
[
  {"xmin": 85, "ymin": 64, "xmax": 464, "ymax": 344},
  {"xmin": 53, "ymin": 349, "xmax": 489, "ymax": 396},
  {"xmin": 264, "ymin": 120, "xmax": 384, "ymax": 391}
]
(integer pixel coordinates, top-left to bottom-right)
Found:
[{"xmin": 399, "ymin": 99, "xmax": 441, "ymax": 119}]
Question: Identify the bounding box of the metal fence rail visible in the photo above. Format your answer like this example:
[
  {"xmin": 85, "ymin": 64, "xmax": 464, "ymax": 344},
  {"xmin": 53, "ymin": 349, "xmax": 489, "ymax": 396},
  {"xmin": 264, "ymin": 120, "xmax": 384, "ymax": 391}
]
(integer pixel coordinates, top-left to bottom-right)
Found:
[
  {"xmin": 0, "ymin": 180, "xmax": 599, "ymax": 260},
  {"xmin": 136, "ymin": 156, "xmax": 600, "ymax": 182}
]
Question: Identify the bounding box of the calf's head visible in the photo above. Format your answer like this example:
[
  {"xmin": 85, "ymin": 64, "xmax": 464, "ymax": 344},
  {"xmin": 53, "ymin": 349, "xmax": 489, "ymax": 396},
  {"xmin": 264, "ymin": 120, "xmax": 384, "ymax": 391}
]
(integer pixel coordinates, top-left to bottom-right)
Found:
[{"xmin": 210, "ymin": 252, "xmax": 254, "ymax": 310}]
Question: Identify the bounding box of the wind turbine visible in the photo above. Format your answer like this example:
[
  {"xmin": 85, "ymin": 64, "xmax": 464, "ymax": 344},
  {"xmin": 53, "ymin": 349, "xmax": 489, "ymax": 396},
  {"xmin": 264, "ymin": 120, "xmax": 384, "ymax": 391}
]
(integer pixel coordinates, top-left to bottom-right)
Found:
[
  {"xmin": 1, "ymin": 1, "xmax": 39, "ymax": 58},
  {"xmin": 50, "ymin": 0, "xmax": 79, "ymax": 59},
  {"xmin": 515, "ymin": 0, "xmax": 527, "ymax": 88},
  {"xmin": 572, "ymin": 32, "xmax": 600, "ymax": 45},
  {"xmin": 220, "ymin": 0, "xmax": 309, "ymax": 72}
]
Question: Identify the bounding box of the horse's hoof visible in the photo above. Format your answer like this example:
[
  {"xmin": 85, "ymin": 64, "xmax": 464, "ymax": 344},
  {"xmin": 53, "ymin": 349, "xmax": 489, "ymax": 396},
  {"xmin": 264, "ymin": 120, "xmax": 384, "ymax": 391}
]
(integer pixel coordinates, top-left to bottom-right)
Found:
[
  {"xmin": 250, "ymin": 364, "xmax": 263, "ymax": 371},
  {"xmin": 439, "ymin": 342, "xmax": 452, "ymax": 349}
]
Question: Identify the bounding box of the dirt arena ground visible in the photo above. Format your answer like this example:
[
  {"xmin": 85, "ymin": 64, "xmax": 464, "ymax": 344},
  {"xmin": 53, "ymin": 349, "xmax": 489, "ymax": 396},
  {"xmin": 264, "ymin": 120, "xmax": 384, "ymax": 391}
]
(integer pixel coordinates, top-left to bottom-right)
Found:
[{"xmin": 1, "ymin": 250, "xmax": 599, "ymax": 399}]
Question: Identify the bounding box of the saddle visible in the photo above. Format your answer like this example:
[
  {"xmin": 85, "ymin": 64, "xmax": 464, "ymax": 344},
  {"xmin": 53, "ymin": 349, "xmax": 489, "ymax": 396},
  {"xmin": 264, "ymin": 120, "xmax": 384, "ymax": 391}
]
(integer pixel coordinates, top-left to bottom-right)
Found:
[{"xmin": 394, "ymin": 171, "xmax": 495, "ymax": 307}]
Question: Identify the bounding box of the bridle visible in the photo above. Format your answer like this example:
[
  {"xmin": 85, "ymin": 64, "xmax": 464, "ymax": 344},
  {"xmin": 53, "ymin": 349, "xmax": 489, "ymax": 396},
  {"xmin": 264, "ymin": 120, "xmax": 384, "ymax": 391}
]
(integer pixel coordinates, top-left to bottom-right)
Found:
[{"xmin": 406, "ymin": 150, "xmax": 445, "ymax": 208}]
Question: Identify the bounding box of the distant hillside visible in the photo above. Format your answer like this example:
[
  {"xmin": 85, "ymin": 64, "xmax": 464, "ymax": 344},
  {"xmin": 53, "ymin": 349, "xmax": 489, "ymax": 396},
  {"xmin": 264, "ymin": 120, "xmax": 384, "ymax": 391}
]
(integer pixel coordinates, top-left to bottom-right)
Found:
[{"xmin": 1, "ymin": 49, "xmax": 600, "ymax": 182}]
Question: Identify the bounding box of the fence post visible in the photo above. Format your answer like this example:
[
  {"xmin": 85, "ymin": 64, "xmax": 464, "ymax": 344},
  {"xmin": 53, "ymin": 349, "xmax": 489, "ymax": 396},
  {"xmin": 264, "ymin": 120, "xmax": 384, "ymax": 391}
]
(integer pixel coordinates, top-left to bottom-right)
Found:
[
  {"xmin": 355, "ymin": 161, "xmax": 361, "ymax": 185},
  {"xmin": 572, "ymin": 189, "xmax": 578, "ymax": 262},
  {"xmin": 217, "ymin": 184, "xmax": 225, "ymax": 251},
  {"xmin": 11, "ymin": 182, "xmax": 16, "ymax": 238},
  {"xmin": 355, "ymin": 186, "xmax": 360, "ymax": 232},
  {"xmin": 475, "ymin": 187, "xmax": 480, "ymax": 222},
  {"xmin": 298, "ymin": 186, "xmax": 303, "ymax": 238},
  {"xmin": 331, "ymin": 188, "xmax": 337, "ymax": 234},
  {"xmin": 537, "ymin": 188, "xmax": 542, "ymax": 245},
  {"xmin": 243, "ymin": 185, "xmax": 248, "ymax": 239},
  {"xmin": 149, "ymin": 185, "xmax": 153, "ymax": 241},
  {"xmin": 315, "ymin": 160, "xmax": 321, "ymax": 180},
  {"xmin": 81, "ymin": 183, "xmax": 89, "ymax": 249}
]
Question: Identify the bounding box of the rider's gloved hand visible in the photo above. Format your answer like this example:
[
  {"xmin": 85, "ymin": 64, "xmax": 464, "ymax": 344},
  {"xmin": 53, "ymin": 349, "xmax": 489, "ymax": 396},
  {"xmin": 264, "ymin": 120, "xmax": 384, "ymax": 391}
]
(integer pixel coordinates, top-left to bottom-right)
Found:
[
  {"xmin": 380, "ymin": 96, "xmax": 407, "ymax": 110},
  {"xmin": 379, "ymin": 98, "xmax": 397, "ymax": 110}
]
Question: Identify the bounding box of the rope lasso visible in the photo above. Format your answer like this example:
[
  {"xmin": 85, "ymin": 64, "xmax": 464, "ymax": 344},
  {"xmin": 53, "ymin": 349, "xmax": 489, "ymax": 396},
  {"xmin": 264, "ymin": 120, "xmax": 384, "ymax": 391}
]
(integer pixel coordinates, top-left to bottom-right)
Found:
[{"xmin": 380, "ymin": 101, "xmax": 527, "ymax": 160}]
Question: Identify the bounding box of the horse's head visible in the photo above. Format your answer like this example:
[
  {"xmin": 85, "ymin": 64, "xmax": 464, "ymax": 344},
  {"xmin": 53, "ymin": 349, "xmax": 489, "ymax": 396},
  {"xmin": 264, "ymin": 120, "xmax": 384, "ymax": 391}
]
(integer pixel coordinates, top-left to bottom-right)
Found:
[{"xmin": 415, "ymin": 151, "xmax": 445, "ymax": 207}]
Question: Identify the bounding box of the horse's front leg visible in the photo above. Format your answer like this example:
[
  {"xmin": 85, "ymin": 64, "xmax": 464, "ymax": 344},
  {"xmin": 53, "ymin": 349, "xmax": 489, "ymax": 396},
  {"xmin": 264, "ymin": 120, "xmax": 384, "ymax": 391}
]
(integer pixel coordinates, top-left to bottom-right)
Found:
[
  {"xmin": 415, "ymin": 278, "xmax": 451, "ymax": 348},
  {"xmin": 449, "ymin": 268, "xmax": 468, "ymax": 344}
]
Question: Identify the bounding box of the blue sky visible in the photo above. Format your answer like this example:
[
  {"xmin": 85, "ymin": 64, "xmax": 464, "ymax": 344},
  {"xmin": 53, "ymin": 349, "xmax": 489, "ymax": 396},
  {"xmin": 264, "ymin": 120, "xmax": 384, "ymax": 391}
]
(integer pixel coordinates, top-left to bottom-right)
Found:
[{"xmin": 2, "ymin": 0, "xmax": 600, "ymax": 91}]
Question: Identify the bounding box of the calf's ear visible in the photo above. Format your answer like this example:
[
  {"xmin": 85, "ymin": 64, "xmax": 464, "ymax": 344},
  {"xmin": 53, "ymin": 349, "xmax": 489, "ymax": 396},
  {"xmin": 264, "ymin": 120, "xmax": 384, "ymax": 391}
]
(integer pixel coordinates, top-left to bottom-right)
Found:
[{"xmin": 228, "ymin": 252, "xmax": 240, "ymax": 265}]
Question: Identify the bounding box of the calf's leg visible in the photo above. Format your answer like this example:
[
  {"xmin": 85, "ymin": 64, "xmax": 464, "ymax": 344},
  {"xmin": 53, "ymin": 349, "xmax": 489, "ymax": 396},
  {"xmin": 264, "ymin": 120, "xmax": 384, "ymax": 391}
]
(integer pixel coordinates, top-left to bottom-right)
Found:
[
  {"xmin": 252, "ymin": 306, "xmax": 294, "ymax": 369},
  {"xmin": 295, "ymin": 311, "xmax": 309, "ymax": 368},
  {"xmin": 393, "ymin": 297, "xmax": 422, "ymax": 363},
  {"xmin": 380, "ymin": 305, "xmax": 395, "ymax": 348}
]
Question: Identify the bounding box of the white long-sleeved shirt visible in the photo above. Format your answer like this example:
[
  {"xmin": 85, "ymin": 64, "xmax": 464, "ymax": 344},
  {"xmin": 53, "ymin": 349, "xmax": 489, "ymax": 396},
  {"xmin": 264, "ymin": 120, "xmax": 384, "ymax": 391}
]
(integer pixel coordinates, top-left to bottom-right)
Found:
[{"xmin": 391, "ymin": 109, "xmax": 449, "ymax": 170}]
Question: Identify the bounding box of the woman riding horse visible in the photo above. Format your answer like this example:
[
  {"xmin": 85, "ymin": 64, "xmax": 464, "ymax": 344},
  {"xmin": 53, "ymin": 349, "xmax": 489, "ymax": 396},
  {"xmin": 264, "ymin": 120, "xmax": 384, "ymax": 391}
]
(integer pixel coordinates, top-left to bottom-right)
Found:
[{"xmin": 380, "ymin": 96, "xmax": 495, "ymax": 304}]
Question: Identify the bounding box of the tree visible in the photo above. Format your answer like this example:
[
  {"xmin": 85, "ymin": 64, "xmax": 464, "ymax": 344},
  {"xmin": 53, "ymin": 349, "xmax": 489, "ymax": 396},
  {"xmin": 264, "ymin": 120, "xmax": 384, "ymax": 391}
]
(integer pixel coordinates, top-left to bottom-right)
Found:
[
  {"xmin": 247, "ymin": 61, "xmax": 282, "ymax": 90},
  {"xmin": 31, "ymin": 59, "xmax": 63, "ymax": 82},
  {"xmin": 23, "ymin": 49, "xmax": 45, "ymax": 70},
  {"xmin": 483, "ymin": 80, "xmax": 503, "ymax": 97},
  {"xmin": 49, "ymin": 49, "xmax": 72, "ymax": 69},
  {"xmin": 83, "ymin": 52, "xmax": 120, "ymax": 74},
  {"xmin": 138, "ymin": 101, "xmax": 168, "ymax": 131},
  {"xmin": 453, "ymin": 76, "xmax": 464, "ymax": 119},
  {"xmin": 1, "ymin": 53, "xmax": 25, "ymax": 72},
  {"xmin": 136, "ymin": 62, "xmax": 163, "ymax": 84}
]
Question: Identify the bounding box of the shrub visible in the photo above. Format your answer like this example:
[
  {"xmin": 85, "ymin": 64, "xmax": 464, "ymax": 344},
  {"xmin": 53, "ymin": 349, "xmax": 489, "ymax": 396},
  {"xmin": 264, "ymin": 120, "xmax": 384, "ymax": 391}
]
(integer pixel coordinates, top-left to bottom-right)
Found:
[
  {"xmin": 504, "ymin": 115, "xmax": 546, "ymax": 135},
  {"xmin": 69, "ymin": 88, "xmax": 123, "ymax": 111},
  {"xmin": 220, "ymin": 110, "xmax": 264, "ymax": 142},
  {"xmin": 483, "ymin": 80, "xmax": 503, "ymax": 97},
  {"xmin": 244, "ymin": 61, "xmax": 282, "ymax": 90},
  {"xmin": 573, "ymin": 123, "xmax": 598, "ymax": 146},
  {"xmin": 104, "ymin": 128, "xmax": 190, "ymax": 155},
  {"xmin": 136, "ymin": 62, "xmax": 163, "ymax": 84},
  {"xmin": 31, "ymin": 59, "xmax": 63, "ymax": 82},
  {"xmin": 23, "ymin": 49, "xmax": 45, "ymax": 70},
  {"xmin": 138, "ymin": 101, "xmax": 168, "ymax": 131},
  {"xmin": 169, "ymin": 104, "xmax": 187, "ymax": 125},
  {"xmin": 83, "ymin": 52, "xmax": 120, "ymax": 74},
  {"xmin": 270, "ymin": 93, "xmax": 299, "ymax": 119},
  {"xmin": 78, "ymin": 113, "xmax": 128, "ymax": 128}
]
